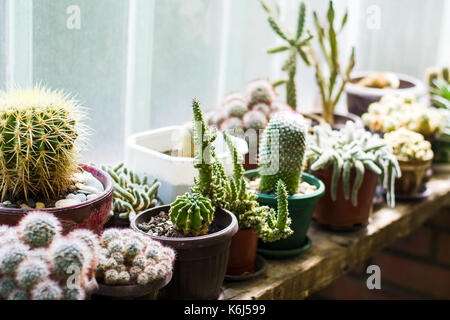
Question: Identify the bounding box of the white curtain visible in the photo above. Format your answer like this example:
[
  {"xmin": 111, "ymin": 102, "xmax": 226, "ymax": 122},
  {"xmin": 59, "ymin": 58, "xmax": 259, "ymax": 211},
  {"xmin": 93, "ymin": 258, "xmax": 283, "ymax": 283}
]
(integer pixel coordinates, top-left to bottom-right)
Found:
[{"xmin": 0, "ymin": 0, "xmax": 449, "ymax": 164}]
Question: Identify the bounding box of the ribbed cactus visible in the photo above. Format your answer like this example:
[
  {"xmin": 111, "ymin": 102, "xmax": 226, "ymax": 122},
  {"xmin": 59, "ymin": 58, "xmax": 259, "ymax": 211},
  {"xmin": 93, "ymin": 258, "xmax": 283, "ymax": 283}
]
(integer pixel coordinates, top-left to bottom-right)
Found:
[
  {"xmin": 261, "ymin": 1, "xmax": 312, "ymax": 109},
  {"xmin": 169, "ymin": 193, "xmax": 215, "ymax": 236},
  {"xmin": 17, "ymin": 211, "xmax": 62, "ymax": 248},
  {"xmin": 0, "ymin": 86, "xmax": 87, "ymax": 200},
  {"xmin": 259, "ymin": 111, "xmax": 307, "ymax": 195}
]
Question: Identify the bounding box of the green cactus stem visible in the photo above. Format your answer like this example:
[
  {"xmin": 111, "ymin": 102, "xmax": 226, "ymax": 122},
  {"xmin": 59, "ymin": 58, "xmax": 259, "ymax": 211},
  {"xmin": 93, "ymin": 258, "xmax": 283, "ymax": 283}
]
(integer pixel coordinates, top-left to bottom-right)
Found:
[
  {"xmin": 259, "ymin": 111, "xmax": 307, "ymax": 195},
  {"xmin": 17, "ymin": 211, "xmax": 62, "ymax": 248},
  {"xmin": 169, "ymin": 193, "xmax": 215, "ymax": 236},
  {"xmin": 0, "ymin": 86, "xmax": 87, "ymax": 200}
]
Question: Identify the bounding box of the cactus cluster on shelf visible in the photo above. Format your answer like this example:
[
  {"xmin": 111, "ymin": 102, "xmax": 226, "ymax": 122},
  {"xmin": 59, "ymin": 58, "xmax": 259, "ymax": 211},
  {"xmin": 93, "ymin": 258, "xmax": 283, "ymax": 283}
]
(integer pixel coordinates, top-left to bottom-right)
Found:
[
  {"xmin": 426, "ymin": 66, "xmax": 450, "ymax": 109},
  {"xmin": 96, "ymin": 228, "xmax": 174, "ymax": 286},
  {"xmin": 0, "ymin": 211, "xmax": 99, "ymax": 300},
  {"xmin": 259, "ymin": 111, "xmax": 308, "ymax": 195},
  {"xmin": 101, "ymin": 163, "xmax": 161, "ymax": 221},
  {"xmin": 0, "ymin": 86, "xmax": 87, "ymax": 201},
  {"xmin": 260, "ymin": 0, "xmax": 312, "ymax": 109},
  {"xmin": 362, "ymin": 94, "xmax": 446, "ymax": 137},
  {"xmin": 384, "ymin": 128, "xmax": 434, "ymax": 162},
  {"xmin": 306, "ymin": 122, "xmax": 401, "ymax": 207}
]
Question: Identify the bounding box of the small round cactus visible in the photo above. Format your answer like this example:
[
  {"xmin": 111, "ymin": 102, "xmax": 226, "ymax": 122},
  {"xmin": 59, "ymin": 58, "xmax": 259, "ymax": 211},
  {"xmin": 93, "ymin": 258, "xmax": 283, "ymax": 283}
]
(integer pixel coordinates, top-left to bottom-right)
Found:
[
  {"xmin": 137, "ymin": 273, "xmax": 149, "ymax": 286},
  {"xmin": 31, "ymin": 279, "xmax": 63, "ymax": 300},
  {"xmin": 219, "ymin": 117, "xmax": 244, "ymax": 132},
  {"xmin": 63, "ymin": 286, "xmax": 86, "ymax": 300},
  {"xmin": 243, "ymin": 110, "xmax": 268, "ymax": 130},
  {"xmin": 123, "ymin": 239, "xmax": 144, "ymax": 261},
  {"xmin": 107, "ymin": 239, "xmax": 124, "ymax": 254},
  {"xmin": 15, "ymin": 257, "xmax": 50, "ymax": 289},
  {"xmin": 245, "ymin": 79, "xmax": 276, "ymax": 106},
  {"xmin": 7, "ymin": 289, "xmax": 29, "ymax": 300},
  {"xmin": 0, "ymin": 244, "xmax": 29, "ymax": 275},
  {"xmin": 169, "ymin": 192, "xmax": 215, "ymax": 236},
  {"xmin": 49, "ymin": 238, "xmax": 89, "ymax": 281},
  {"xmin": 104, "ymin": 269, "xmax": 119, "ymax": 285},
  {"xmin": 117, "ymin": 271, "xmax": 131, "ymax": 285},
  {"xmin": 0, "ymin": 277, "xmax": 17, "ymax": 298},
  {"xmin": 252, "ymin": 103, "xmax": 270, "ymax": 116},
  {"xmin": 224, "ymin": 100, "xmax": 248, "ymax": 119},
  {"xmin": 101, "ymin": 228, "xmax": 121, "ymax": 247},
  {"xmin": 17, "ymin": 211, "xmax": 62, "ymax": 248}
]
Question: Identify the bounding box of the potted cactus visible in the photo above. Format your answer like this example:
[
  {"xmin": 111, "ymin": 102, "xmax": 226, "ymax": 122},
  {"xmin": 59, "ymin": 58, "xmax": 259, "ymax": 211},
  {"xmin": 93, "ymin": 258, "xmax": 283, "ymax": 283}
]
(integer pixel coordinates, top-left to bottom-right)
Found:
[
  {"xmin": 0, "ymin": 211, "xmax": 99, "ymax": 300},
  {"xmin": 245, "ymin": 111, "xmax": 325, "ymax": 259},
  {"xmin": 0, "ymin": 86, "xmax": 113, "ymax": 233},
  {"xmin": 306, "ymin": 122, "xmax": 401, "ymax": 230},
  {"xmin": 131, "ymin": 99, "xmax": 239, "ymax": 300},
  {"xmin": 93, "ymin": 228, "xmax": 174, "ymax": 300},
  {"xmin": 384, "ymin": 128, "xmax": 434, "ymax": 196}
]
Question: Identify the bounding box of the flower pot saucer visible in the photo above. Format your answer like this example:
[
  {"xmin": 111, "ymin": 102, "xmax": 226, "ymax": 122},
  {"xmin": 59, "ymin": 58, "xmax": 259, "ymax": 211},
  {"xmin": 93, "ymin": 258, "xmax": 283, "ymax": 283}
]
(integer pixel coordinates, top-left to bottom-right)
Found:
[
  {"xmin": 257, "ymin": 236, "xmax": 312, "ymax": 260},
  {"xmin": 224, "ymin": 255, "xmax": 268, "ymax": 282}
]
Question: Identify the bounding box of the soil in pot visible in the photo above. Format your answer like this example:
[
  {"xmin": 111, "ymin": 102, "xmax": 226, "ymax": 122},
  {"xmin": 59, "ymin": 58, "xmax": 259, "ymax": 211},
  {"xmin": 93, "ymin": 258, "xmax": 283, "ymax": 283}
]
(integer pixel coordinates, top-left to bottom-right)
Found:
[
  {"xmin": 226, "ymin": 229, "xmax": 258, "ymax": 276},
  {"xmin": 0, "ymin": 164, "xmax": 114, "ymax": 234},
  {"xmin": 132, "ymin": 205, "xmax": 238, "ymax": 300},
  {"xmin": 244, "ymin": 170, "xmax": 325, "ymax": 259},
  {"xmin": 312, "ymin": 166, "xmax": 378, "ymax": 231}
]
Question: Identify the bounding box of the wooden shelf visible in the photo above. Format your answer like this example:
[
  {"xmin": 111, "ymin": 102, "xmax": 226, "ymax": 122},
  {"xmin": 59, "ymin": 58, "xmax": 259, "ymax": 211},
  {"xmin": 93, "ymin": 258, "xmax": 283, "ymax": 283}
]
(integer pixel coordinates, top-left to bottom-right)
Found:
[{"xmin": 223, "ymin": 172, "xmax": 450, "ymax": 300}]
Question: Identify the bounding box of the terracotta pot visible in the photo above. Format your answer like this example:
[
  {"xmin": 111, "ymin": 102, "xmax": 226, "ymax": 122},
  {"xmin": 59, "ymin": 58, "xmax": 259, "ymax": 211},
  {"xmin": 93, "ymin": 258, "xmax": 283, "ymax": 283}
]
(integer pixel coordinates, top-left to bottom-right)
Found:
[
  {"xmin": 226, "ymin": 229, "xmax": 258, "ymax": 276},
  {"xmin": 345, "ymin": 71, "xmax": 426, "ymax": 117},
  {"xmin": 312, "ymin": 166, "xmax": 379, "ymax": 230},
  {"xmin": 132, "ymin": 205, "xmax": 238, "ymax": 300},
  {"xmin": 0, "ymin": 164, "xmax": 114, "ymax": 234},
  {"xmin": 396, "ymin": 159, "xmax": 432, "ymax": 196}
]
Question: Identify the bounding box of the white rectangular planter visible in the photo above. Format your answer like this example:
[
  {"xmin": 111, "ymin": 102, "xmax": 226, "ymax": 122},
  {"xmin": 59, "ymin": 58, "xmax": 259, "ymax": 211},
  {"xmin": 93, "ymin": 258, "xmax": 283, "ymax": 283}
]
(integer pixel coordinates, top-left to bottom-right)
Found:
[{"xmin": 125, "ymin": 126, "xmax": 248, "ymax": 204}]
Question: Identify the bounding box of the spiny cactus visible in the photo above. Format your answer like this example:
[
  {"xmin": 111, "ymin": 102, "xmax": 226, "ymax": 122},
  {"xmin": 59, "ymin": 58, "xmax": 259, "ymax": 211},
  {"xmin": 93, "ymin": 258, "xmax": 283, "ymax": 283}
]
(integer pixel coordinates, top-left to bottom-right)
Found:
[
  {"xmin": 307, "ymin": 122, "xmax": 401, "ymax": 207},
  {"xmin": 310, "ymin": 1, "xmax": 355, "ymax": 124},
  {"xmin": 169, "ymin": 193, "xmax": 215, "ymax": 236},
  {"xmin": 244, "ymin": 79, "xmax": 276, "ymax": 107},
  {"xmin": 0, "ymin": 86, "xmax": 87, "ymax": 201},
  {"xmin": 224, "ymin": 99, "xmax": 248, "ymax": 119},
  {"xmin": 31, "ymin": 279, "xmax": 63, "ymax": 300},
  {"xmin": 101, "ymin": 163, "xmax": 161, "ymax": 221},
  {"xmin": 63, "ymin": 286, "xmax": 85, "ymax": 300},
  {"xmin": 49, "ymin": 238, "xmax": 90, "ymax": 281},
  {"xmin": 243, "ymin": 110, "xmax": 268, "ymax": 130},
  {"xmin": 100, "ymin": 228, "xmax": 121, "ymax": 248},
  {"xmin": 0, "ymin": 244, "xmax": 29, "ymax": 276},
  {"xmin": 15, "ymin": 257, "xmax": 50, "ymax": 289},
  {"xmin": 7, "ymin": 288, "xmax": 29, "ymax": 300},
  {"xmin": 17, "ymin": 211, "xmax": 62, "ymax": 248},
  {"xmin": 261, "ymin": 1, "xmax": 312, "ymax": 109},
  {"xmin": 259, "ymin": 111, "xmax": 307, "ymax": 195},
  {"xmin": 97, "ymin": 228, "xmax": 174, "ymax": 286},
  {"xmin": 0, "ymin": 277, "xmax": 17, "ymax": 298}
]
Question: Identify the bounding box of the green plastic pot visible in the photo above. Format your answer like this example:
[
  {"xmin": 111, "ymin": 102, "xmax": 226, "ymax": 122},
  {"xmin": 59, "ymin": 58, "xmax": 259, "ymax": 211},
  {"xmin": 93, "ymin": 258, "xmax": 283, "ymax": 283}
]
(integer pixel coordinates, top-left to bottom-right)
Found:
[{"xmin": 244, "ymin": 170, "xmax": 325, "ymax": 259}]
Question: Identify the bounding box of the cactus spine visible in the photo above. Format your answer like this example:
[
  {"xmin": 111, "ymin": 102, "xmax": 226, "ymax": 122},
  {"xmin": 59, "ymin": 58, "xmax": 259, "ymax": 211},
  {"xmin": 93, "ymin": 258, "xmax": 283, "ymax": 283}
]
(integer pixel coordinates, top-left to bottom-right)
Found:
[
  {"xmin": 169, "ymin": 193, "xmax": 215, "ymax": 236},
  {"xmin": 259, "ymin": 111, "xmax": 307, "ymax": 195},
  {"xmin": 0, "ymin": 86, "xmax": 87, "ymax": 200},
  {"xmin": 17, "ymin": 211, "xmax": 62, "ymax": 248}
]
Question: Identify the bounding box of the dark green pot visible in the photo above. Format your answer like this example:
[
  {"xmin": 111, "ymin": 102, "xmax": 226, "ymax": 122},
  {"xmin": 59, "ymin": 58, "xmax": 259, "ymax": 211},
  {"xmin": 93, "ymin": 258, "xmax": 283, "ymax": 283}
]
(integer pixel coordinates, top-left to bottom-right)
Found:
[{"xmin": 244, "ymin": 170, "xmax": 325, "ymax": 259}]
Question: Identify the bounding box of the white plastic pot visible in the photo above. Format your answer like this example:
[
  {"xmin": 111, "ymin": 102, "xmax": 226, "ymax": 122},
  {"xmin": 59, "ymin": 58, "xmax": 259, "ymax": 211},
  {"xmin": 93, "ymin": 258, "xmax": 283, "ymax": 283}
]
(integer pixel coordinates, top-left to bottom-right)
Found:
[
  {"xmin": 125, "ymin": 126, "xmax": 248, "ymax": 204},
  {"xmin": 345, "ymin": 71, "xmax": 427, "ymax": 116}
]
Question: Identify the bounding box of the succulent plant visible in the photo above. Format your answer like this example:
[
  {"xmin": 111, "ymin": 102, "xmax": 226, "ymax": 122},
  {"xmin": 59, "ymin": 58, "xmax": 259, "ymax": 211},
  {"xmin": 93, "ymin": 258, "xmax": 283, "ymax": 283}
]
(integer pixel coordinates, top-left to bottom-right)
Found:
[
  {"xmin": 384, "ymin": 128, "xmax": 434, "ymax": 162},
  {"xmin": 224, "ymin": 99, "xmax": 248, "ymax": 119},
  {"xmin": 49, "ymin": 238, "xmax": 90, "ymax": 281},
  {"xmin": 0, "ymin": 243, "xmax": 29, "ymax": 275},
  {"xmin": 31, "ymin": 279, "xmax": 63, "ymax": 300},
  {"xmin": 15, "ymin": 257, "xmax": 50, "ymax": 289},
  {"xmin": 169, "ymin": 193, "xmax": 215, "ymax": 236},
  {"xmin": 243, "ymin": 110, "xmax": 268, "ymax": 131},
  {"xmin": 306, "ymin": 122, "xmax": 401, "ymax": 207},
  {"xmin": 7, "ymin": 288, "xmax": 29, "ymax": 300},
  {"xmin": 244, "ymin": 79, "xmax": 276, "ymax": 107},
  {"xmin": 96, "ymin": 228, "xmax": 174, "ymax": 286},
  {"xmin": 63, "ymin": 285, "xmax": 85, "ymax": 300},
  {"xmin": 102, "ymin": 163, "xmax": 161, "ymax": 221},
  {"xmin": 261, "ymin": 1, "xmax": 312, "ymax": 109},
  {"xmin": 259, "ymin": 111, "xmax": 307, "ymax": 195},
  {"xmin": 426, "ymin": 66, "xmax": 450, "ymax": 109},
  {"xmin": 0, "ymin": 277, "xmax": 17, "ymax": 298},
  {"xmin": 17, "ymin": 211, "xmax": 62, "ymax": 248},
  {"xmin": 0, "ymin": 86, "xmax": 87, "ymax": 201}
]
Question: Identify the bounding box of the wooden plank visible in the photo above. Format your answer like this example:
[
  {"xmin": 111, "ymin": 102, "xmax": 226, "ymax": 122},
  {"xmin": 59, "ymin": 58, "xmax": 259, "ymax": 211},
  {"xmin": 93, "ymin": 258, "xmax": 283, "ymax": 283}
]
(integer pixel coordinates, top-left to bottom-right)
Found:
[{"xmin": 223, "ymin": 173, "xmax": 450, "ymax": 300}]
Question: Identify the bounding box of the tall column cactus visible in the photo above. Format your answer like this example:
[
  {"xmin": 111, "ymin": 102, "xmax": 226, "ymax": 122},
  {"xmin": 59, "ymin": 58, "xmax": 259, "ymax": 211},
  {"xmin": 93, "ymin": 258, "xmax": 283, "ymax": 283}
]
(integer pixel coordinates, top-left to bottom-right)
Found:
[
  {"xmin": 261, "ymin": 0, "xmax": 313, "ymax": 109},
  {"xmin": 259, "ymin": 111, "xmax": 307, "ymax": 195},
  {"xmin": 0, "ymin": 86, "xmax": 87, "ymax": 200}
]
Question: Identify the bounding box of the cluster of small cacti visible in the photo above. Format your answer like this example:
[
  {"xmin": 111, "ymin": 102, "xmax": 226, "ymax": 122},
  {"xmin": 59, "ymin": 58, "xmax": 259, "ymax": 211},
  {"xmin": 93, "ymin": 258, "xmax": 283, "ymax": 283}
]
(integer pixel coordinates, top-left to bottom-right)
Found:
[
  {"xmin": 0, "ymin": 211, "xmax": 98, "ymax": 300},
  {"xmin": 259, "ymin": 111, "xmax": 308, "ymax": 195},
  {"xmin": 306, "ymin": 122, "xmax": 401, "ymax": 207},
  {"xmin": 426, "ymin": 66, "xmax": 450, "ymax": 109},
  {"xmin": 0, "ymin": 86, "xmax": 87, "ymax": 201},
  {"xmin": 96, "ymin": 228, "xmax": 174, "ymax": 286},
  {"xmin": 101, "ymin": 163, "xmax": 161, "ymax": 221},
  {"xmin": 384, "ymin": 128, "xmax": 434, "ymax": 162},
  {"xmin": 362, "ymin": 94, "xmax": 446, "ymax": 137},
  {"xmin": 260, "ymin": 0, "xmax": 312, "ymax": 109},
  {"xmin": 205, "ymin": 80, "xmax": 292, "ymax": 134}
]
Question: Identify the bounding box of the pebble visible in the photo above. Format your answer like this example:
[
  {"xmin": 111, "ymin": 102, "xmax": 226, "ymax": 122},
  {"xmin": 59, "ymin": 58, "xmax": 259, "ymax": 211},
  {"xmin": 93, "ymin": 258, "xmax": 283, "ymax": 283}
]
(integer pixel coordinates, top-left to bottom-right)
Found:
[
  {"xmin": 20, "ymin": 204, "xmax": 33, "ymax": 210},
  {"xmin": 35, "ymin": 202, "xmax": 45, "ymax": 209},
  {"xmin": 55, "ymin": 199, "xmax": 81, "ymax": 208},
  {"xmin": 86, "ymin": 194, "xmax": 98, "ymax": 201},
  {"xmin": 67, "ymin": 193, "xmax": 87, "ymax": 203},
  {"xmin": 76, "ymin": 183, "xmax": 102, "ymax": 195}
]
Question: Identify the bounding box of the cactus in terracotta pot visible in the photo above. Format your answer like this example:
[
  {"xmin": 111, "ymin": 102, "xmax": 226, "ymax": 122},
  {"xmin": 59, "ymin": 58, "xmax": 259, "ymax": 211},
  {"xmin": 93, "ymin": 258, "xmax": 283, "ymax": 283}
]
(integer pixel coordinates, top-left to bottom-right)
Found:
[
  {"xmin": 0, "ymin": 86, "xmax": 87, "ymax": 201},
  {"xmin": 259, "ymin": 111, "xmax": 307, "ymax": 195}
]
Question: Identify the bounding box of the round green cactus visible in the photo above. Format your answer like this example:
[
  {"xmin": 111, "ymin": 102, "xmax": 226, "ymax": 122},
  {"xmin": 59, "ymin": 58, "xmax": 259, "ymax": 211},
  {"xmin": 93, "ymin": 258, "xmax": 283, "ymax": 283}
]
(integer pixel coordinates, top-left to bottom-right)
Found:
[
  {"xmin": 49, "ymin": 239, "xmax": 89, "ymax": 281},
  {"xmin": 0, "ymin": 277, "xmax": 17, "ymax": 298},
  {"xmin": 0, "ymin": 244, "xmax": 29, "ymax": 275},
  {"xmin": 101, "ymin": 229, "xmax": 121, "ymax": 247},
  {"xmin": 63, "ymin": 286, "xmax": 85, "ymax": 300},
  {"xmin": 18, "ymin": 211, "xmax": 62, "ymax": 248},
  {"xmin": 31, "ymin": 279, "xmax": 63, "ymax": 300},
  {"xmin": 0, "ymin": 86, "xmax": 87, "ymax": 200},
  {"xmin": 245, "ymin": 79, "xmax": 275, "ymax": 106},
  {"xmin": 224, "ymin": 100, "xmax": 248, "ymax": 119},
  {"xmin": 117, "ymin": 271, "xmax": 131, "ymax": 285},
  {"xmin": 169, "ymin": 193, "xmax": 215, "ymax": 236},
  {"xmin": 259, "ymin": 111, "xmax": 307, "ymax": 194},
  {"xmin": 7, "ymin": 289, "xmax": 29, "ymax": 300},
  {"xmin": 15, "ymin": 257, "xmax": 50, "ymax": 289},
  {"xmin": 104, "ymin": 269, "xmax": 119, "ymax": 285},
  {"xmin": 123, "ymin": 239, "xmax": 144, "ymax": 261}
]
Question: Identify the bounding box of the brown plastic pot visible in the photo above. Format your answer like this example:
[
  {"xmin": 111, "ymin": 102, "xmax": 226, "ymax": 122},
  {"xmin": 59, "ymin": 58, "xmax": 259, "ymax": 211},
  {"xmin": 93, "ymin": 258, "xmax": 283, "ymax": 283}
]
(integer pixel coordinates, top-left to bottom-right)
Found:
[
  {"xmin": 131, "ymin": 205, "xmax": 238, "ymax": 300},
  {"xmin": 0, "ymin": 164, "xmax": 114, "ymax": 234},
  {"xmin": 396, "ymin": 159, "xmax": 432, "ymax": 196},
  {"xmin": 226, "ymin": 229, "xmax": 258, "ymax": 276},
  {"xmin": 312, "ymin": 166, "xmax": 379, "ymax": 230}
]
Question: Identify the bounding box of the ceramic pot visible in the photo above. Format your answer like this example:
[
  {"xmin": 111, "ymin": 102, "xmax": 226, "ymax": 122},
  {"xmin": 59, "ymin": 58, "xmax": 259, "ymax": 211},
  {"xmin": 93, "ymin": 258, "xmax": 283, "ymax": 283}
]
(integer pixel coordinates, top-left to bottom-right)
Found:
[{"xmin": 396, "ymin": 159, "xmax": 432, "ymax": 196}]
